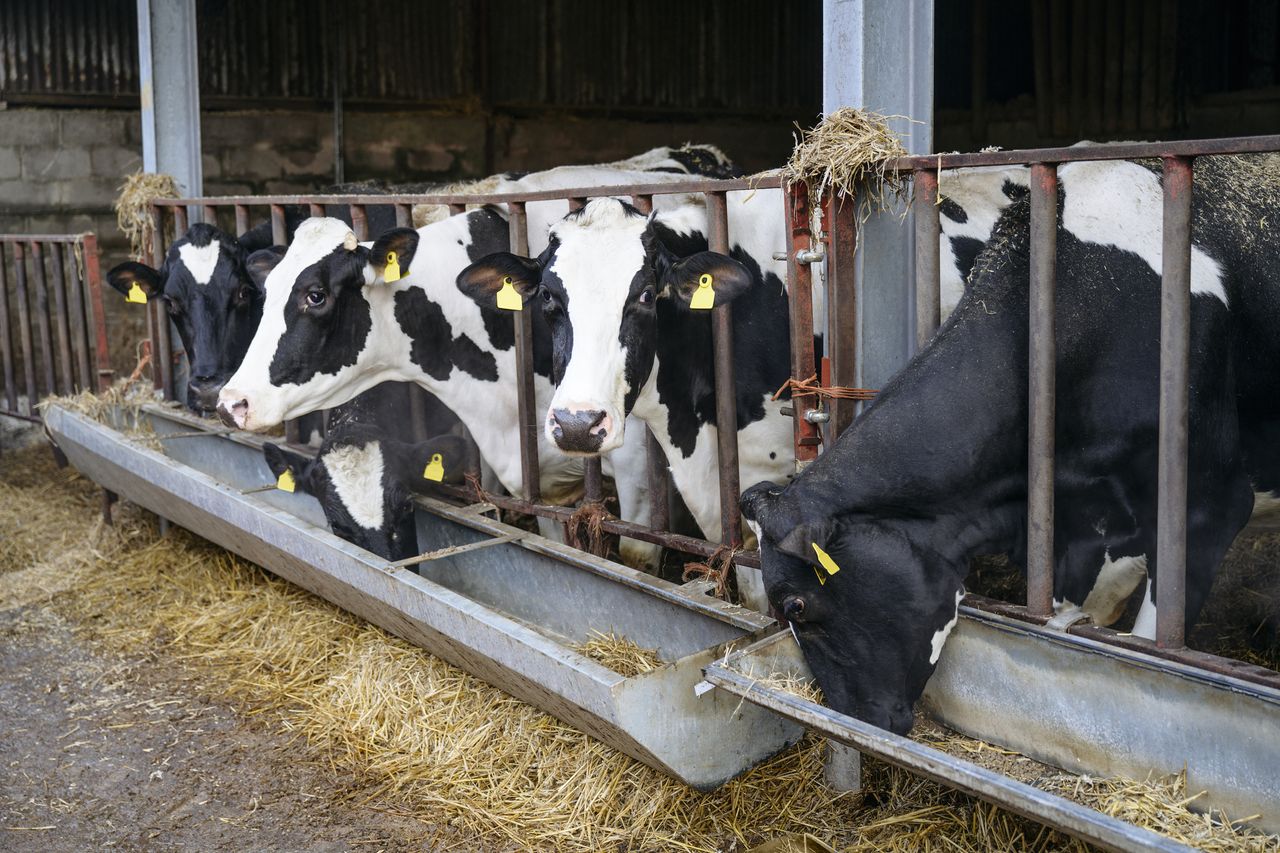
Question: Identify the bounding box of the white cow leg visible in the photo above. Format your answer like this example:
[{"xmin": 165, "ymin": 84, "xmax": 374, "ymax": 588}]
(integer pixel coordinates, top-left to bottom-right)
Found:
[
  {"xmin": 1132, "ymin": 577, "xmax": 1157, "ymax": 641},
  {"xmin": 606, "ymin": 418, "xmax": 662, "ymax": 572}
]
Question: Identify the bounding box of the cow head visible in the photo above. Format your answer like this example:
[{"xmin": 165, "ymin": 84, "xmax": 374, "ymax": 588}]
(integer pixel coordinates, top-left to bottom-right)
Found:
[
  {"xmin": 107, "ymin": 223, "xmax": 279, "ymax": 415},
  {"xmin": 741, "ymin": 481, "xmax": 966, "ymax": 735},
  {"xmin": 457, "ymin": 198, "xmax": 750, "ymax": 455},
  {"xmin": 216, "ymin": 217, "xmax": 419, "ymax": 431}
]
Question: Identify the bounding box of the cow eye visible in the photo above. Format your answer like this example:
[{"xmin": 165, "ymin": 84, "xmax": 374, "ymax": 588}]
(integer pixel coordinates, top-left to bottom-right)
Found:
[
  {"xmin": 638, "ymin": 288, "xmax": 654, "ymax": 305},
  {"xmin": 236, "ymin": 286, "xmax": 255, "ymax": 304},
  {"xmin": 305, "ymin": 290, "xmax": 327, "ymax": 308},
  {"xmin": 540, "ymin": 286, "xmax": 553, "ymax": 304}
]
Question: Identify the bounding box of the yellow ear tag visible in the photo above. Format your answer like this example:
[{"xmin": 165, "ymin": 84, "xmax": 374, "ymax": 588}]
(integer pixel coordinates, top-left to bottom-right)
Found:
[
  {"xmin": 689, "ymin": 272, "xmax": 715, "ymax": 310},
  {"xmin": 384, "ymin": 250, "xmax": 401, "ymax": 283},
  {"xmin": 125, "ymin": 282, "xmax": 148, "ymax": 304},
  {"xmin": 423, "ymin": 453, "xmax": 445, "ymax": 482},
  {"xmin": 811, "ymin": 542, "xmax": 841, "ymax": 586},
  {"xmin": 276, "ymin": 469, "xmax": 296, "ymax": 493},
  {"xmin": 496, "ymin": 275, "xmax": 523, "ymax": 311}
]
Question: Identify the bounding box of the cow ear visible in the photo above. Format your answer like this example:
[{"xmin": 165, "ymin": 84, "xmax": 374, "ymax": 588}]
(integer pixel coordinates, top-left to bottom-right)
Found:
[
  {"xmin": 245, "ymin": 246, "xmax": 287, "ymax": 288},
  {"xmin": 107, "ymin": 261, "xmax": 163, "ymax": 300},
  {"xmin": 777, "ymin": 518, "xmax": 836, "ymax": 563},
  {"xmin": 368, "ymin": 228, "xmax": 420, "ymax": 283},
  {"xmin": 663, "ymin": 251, "xmax": 752, "ymax": 310},
  {"xmin": 262, "ymin": 442, "xmax": 315, "ymax": 494},
  {"xmin": 456, "ymin": 253, "xmax": 541, "ymax": 311},
  {"xmin": 741, "ymin": 480, "xmax": 835, "ymax": 562}
]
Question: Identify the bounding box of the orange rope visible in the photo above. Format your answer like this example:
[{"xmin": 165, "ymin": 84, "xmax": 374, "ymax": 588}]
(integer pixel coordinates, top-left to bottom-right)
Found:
[
  {"xmin": 682, "ymin": 545, "xmax": 742, "ymax": 602},
  {"xmin": 772, "ymin": 373, "xmax": 878, "ymax": 402}
]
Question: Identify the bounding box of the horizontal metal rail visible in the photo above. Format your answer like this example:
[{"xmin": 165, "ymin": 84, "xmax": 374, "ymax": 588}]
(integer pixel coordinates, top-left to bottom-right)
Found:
[{"xmin": 888, "ymin": 133, "xmax": 1280, "ymax": 170}]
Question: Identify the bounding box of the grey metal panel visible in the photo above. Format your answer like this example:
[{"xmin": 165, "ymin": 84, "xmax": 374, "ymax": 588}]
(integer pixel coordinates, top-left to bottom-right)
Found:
[{"xmin": 43, "ymin": 403, "xmax": 802, "ymax": 790}]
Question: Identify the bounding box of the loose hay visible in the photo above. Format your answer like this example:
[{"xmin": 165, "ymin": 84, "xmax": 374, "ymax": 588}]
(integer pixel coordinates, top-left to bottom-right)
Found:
[
  {"xmin": 783, "ymin": 107, "xmax": 912, "ymax": 215},
  {"xmin": 3, "ymin": 444, "xmax": 1279, "ymax": 852},
  {"xmin": 571, "ymin": 630, "xmax": 663, "ymax": 677},
  {"xmin": 114, "ymin": 171, "xmax": 181, "ymax": 261}
]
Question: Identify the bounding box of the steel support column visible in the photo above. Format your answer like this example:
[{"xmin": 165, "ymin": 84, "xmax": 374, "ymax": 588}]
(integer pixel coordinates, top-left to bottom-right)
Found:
[{"xmin": 136, "ymin": 0, "xmax": 203, "ymax": 198}]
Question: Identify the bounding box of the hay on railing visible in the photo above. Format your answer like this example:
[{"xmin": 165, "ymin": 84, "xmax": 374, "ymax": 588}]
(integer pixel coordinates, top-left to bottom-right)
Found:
[
  {"xmin": 783, "ymin": 107, "xmax": 912, "ymax": 217},
  {"xmin": 115, "ymin": 171, "xmax": 181, "ymax": 261},
  {"xmin": 571, "ymin": 630, "xmax": 663, "ymax": 677}
]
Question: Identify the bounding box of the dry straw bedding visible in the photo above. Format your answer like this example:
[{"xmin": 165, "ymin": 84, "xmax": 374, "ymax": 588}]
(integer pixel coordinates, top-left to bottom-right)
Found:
[{"xmin": 1, "ymin": 444, "xmax": 1277, "ymax": 852}]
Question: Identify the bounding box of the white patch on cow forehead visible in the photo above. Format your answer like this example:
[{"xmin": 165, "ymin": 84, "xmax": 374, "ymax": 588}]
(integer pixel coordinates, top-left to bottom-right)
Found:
[
  {"xmin": 1060, "ymin": 161, "xmax": 1227, "ymax": 305},
  {"xmin": 322, "ymin": 441, "xmax": 386, "ymax": 531},
  {"xmin": 177, "ymin": 240, "xmax": 221, "ymax": 285},
  {"xmin": 929, "ymin": 589, "xmax": 964, "ymax": 665}
]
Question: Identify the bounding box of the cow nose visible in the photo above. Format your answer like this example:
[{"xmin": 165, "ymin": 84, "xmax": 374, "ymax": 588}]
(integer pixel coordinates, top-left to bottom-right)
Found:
[
  {"xmin": 216, "ymin": 397, "xmax": 248, "ymax": 429},
  {"xmin": 188, "ymin": 376, "xmax": 224, "ymax": 411},
  {"xmin": 549, "ymin": 407, "xmax": 611, "ymax": 453}
]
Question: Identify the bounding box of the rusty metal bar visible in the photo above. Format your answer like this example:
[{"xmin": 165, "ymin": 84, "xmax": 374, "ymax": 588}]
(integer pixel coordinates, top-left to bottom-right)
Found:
[
  {"xmin": 646, "ymin": 428, "xmax": 671, "ymax": 532},
  {"xmin": 64, "ymin": 244, "xmax": 93, "ymax": 391},
  {"xmin": 1027, "ymin": 163, "xmax": 1059, "ymax": 618},
  {"xmin": 568, "ymin": 196, "xmax": 587, "ymax": 212},
  {"xmin": 706, "ymin": 191, "xmax": 742, "ymax": 548},
  {"xmin": 886, "ymin": 134, "xmax": 1280, "ymax": 171},
  {"xmin": 509, "ymin": 201, "xmax": 540, "ymax": 502},
  {"xmin": 631, "ymin": 193, "xmax": 653, "ymax": 214},
  {"xmin": 155, "ymin": 299, "xmax": 174, "ymax": 401},
  {"xmin": 448, "ymin": 203, "xmax": 466, "ymax": 216},
  {"xmin": 81, "ymin": 235, "xmax": 113, "ymax": 392},
  {"xmin": 234, "ymin": 204, "xmax": 249, "ymax": 237},
  {"xmin": 174, "ymin": 205, "xmax": 189, "ymax": 234},
  {"xmin": 270, "ymin": 205, "xmax": 287, "ymax": 246},
  {"xmin": 30, "ymin": 242, "xmax": 58, "ymax": 397},
  {"xmin": 826, "ymin": 192, "xmax": 859, "ymax": 439},
  {"xmin": 309, "ymin": 203, "xmax": 325, "ymax": 218},
  {"xmin": 203, "ymin": 204, "xmax": 218, "ymax": 227},
  {"xmin": 46, "ymin": 241, "xmax": 74, "ymax": 394},
  {"xmin": 914, "ymin": 168, "xmax": 942, "ymax": 348},
  {"xmin": 782, "ymin": 180, "xmax": 821, "ymax": 466},
  {"xmin": 395, "ymin": 204, "xmax": 412, "ymax": 228},
  {"xmin": 350, "ymin": 204, "xmax": 368, "ymax": 240},
  {"xmin": 12, "ymin": 243, "xmax": 36, "ymax": 412},
  {"xmin": 584, "ymin": 459, "xmax": 604, "ymax": 505},
  {"xmin": 149, "ymin": 206, "xmax": 166, "ymax": 393},
  {"xmin": 1157, "ymin": 155, "xmax": 1194, "ymax": 650},
  {"xmin": 0, "ymin": 245, "xmax": 14, "ymax": 412}
]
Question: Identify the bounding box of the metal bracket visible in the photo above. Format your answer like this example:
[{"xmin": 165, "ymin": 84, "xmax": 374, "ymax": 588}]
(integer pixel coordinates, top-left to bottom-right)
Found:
[
  {"xmin": 772, "ymin": 247, "xmax": 826, "ymax": 265},
  {"xmin": 388, "ymin": 532, "xmax": 526, "ymax": 570}
]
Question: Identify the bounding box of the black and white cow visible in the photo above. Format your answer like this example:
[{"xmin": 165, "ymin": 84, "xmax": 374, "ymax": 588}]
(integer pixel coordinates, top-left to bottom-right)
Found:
[
  {"xmin": 215, "ymin": 162, "xmax": 737, "ymax": 568},
  {"xmin": 263, "ymin": 406, "xmax": 468, "ymax": 561},
  {"xmin": 107, "ymin": 224, "xmax": 281, "ymax": 414},
  {"xmin": 741, "ymin": 155, "xmax": 1279, "ymax": 734},
  {"xmin": 457, "ymin": 193, "xmax": 799, "ymax": 549}
]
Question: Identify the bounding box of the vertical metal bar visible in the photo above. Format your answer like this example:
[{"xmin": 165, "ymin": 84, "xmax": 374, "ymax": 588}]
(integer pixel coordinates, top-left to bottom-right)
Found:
[
  {"xmin": 825, "ymin": 192, "xmax": 859, "ymax": 439},
  {"xmin": 584, "ymin": 459, "xmax": 604, "ymax": 504},
  {"xmin": 1027, "ymin": 162, "xmax": 1058, "ymax": 618},
  {"xmin": 350, "ymin": 204, "xmax": 368, "ymax": 240},
  {"xmin": 81, "ymin": 235, "xmax": 114, "ymax": 392},
  {"xmin": 449, "ymin": 203, "xmax": 467, "ymax": 216},
  {"xmin": 155, "ymin": 296, "xmax": 174, "ymax": 400},
  {"xmin": 202, "ymin": 203, "xmax": 218, "ymax": 228},
  {"xmin": 309, "ymin": 203, "xmax": 325, "ymax": 218},
  {"xmin": 30, "ymin": 242, "xmax": 58, "ymax": 397},
  {"xmin": 706, "ymin": 191, "xmax": 742, "ymax": 548},
  {"xmin": 631, "ymin": 194, "xmax": 653, "ymax": 215},
  {"xmin": 1156, "ymin": 155, "xmax": 1193, "ymax": 650},
  {"xmin": 13, "ymin": 243, "xmax": 37, "ymax": 413},
  {"xmin": 64, "ymin": 243, "xmax": 93, "ymax": 391},
  {"xmin": 234, "ymin": 204, "xmax": 249, "ymax": 238},
  {"xmin": 0, "ymin": 244, "xmax": 15, "ymax": 412},
  {"xmin": 149, "ymin": 205, "xmax": 166, "ymax": 393},
  {"xmin": 783, "ymin": 181, "xmax": 821, "ymax": 466},
  {"xmin": 395, "ymin": 204, "xmax": 411, "ymax": 228},
  {"xmin": 914, "ymin": 168, "xmax": 942, "ymax": 349},
  {"xmin": 270, "ymin": 204, "xmax": 287, "ymax": 246},
  {"xmin": 46, "ymin": 241, "xmax": 75, "ymax": 395},
  {"xmin": 173, "ymin": 205, "xmax": 189, "ymax": 234},
  {"xmin": 646, "ymin": 428, "xmax": 671, "ymax": 532},
  {"xmin": 509, "ymin": 201, "xmax": 540, "ymax": 502},
  {"xmin": 568, "ymin": 196, "xmax": 587, "ymax": 212}
]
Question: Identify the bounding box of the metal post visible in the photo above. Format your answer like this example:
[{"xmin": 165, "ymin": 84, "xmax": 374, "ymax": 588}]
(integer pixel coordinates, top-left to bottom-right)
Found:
[
  {"xmin": 309, "ymin": 203, "xmax": 325, "ymax": 218},
  {"xmin": 631, "ymin": 193, "xmax": 671, "ymax": 532},
  {"xmin": 136, "ymin": 0, "xmax": 203, "ymax": 196},
  {"xmin": 914, "ymin": 168, "xmax": 941, "ymax": 349},
  {"xmin": 148, "ymin": 206, "xmax": 166, "ymax": 393},
  {"xmin": 30, "ymin": 243, "xmax": 58, "ymax": 397},
  {"xmin": 12, "ymin": 243, "xmax": 36, "ymax": 413},
  {"xmin": 332, "ymin": 22, "xmax": 345, "ymax": 185},
  {"xmin": 64, "ymin": 243, "xmax": 94, "ymax": 391},
  {"xmin": 81, "ymin": 235, "xmax": 114, "ymax": 392},
  {"xmin": 509, "ymin": 201, "xmax": 540, "ymax": 502},
  {"xmin": 46, "ymin": 242, "xmax": 75, "ymax": 395},
  {"xmin": 825, "ymin": 193, "xmax": 859, "ymax": 439},
  {"xmin": 174, "ymin": 205, "xmax": 189, "ymax": 234},
  {"xmin": 1156, "ymin": 155, "xmax": 1193, "ymax": 650},
  {"xmin": 706, "ymin": 191, "xmax": 742, "ymax": 548},
  {"xmin": 0, "ymin": 245, "xmax": 13, "ymax": 412},
  {"xmin": 823, "ymin": 0, "xmax": 934, "ymax": 390},
  {"xmin": 234, "ymin": 205, "xmax": 249, "ymax": 238},
  {"xmin": 395, "ymin": 204, "xmax": 412, "ymax": 228},
  {"xmin": 270, "ymin": 205, "xmax": 287, "ymax": 246},
  {"xmin": 1027, "ymin": 163, "xmax": 1058, "ymax": 618},
  {"xmin": 350, "ymin": 205, "xmax": 368, "ymax": 240},
  {"xmin": 783, "ymin": 181, "xmax": 821, "ymax": 466}
]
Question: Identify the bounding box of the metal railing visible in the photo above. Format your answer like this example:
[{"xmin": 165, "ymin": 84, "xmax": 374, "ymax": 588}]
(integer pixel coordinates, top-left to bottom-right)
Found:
[
  {"xmin": 0, "ymin": 233, "xmax": 113, "ymax": 420},
  {"xmin": 147, "ymin": 135, "xmax": 1280, "ymax": 689}
]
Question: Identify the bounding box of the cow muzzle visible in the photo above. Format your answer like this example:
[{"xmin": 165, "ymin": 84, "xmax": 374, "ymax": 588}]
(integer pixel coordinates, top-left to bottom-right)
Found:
[
  {"xmin": 547, "ymin": 406, "xmax": 613, "ymax": 454},
  {"xmin": 216, "ymin": 396, "xmax": 249, "ymax": 430}
]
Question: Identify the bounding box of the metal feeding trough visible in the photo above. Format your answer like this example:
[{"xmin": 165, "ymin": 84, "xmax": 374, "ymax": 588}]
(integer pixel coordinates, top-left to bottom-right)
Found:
[{"xmin": 43, "ymin": 402, "xmax": 802, "ymax": 790}]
